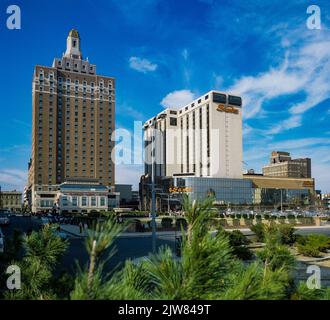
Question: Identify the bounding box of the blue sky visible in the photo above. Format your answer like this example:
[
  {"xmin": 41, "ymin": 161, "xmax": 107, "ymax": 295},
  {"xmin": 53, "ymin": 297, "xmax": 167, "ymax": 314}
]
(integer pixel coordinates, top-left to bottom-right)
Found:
[{"xmin": 0, "ymin": 0, "xmax": 329, "ymax": 192}]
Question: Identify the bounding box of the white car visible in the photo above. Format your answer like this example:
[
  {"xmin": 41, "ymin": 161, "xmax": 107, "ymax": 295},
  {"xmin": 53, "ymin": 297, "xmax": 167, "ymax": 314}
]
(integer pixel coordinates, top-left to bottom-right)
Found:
[{"xmin": 0, "ymin": 227, "xmax": 4, "ymax": 253}]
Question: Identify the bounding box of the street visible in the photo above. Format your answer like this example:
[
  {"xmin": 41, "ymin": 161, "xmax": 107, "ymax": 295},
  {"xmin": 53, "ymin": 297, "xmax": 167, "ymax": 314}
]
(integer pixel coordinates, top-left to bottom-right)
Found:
[
  {"xmin": 1, "ymin": 216, "xmax": 176, "ymax": 275},
  {"xmin": 2, "ymin": 217, "xmax": 330, "ymax": 285}
]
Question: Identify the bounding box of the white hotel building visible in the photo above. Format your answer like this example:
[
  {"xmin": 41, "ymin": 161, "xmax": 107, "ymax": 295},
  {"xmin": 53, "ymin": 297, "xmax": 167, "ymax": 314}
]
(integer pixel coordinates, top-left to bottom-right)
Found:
[
  {"xmin": 140, "ymin": 90, "xmax": 254, "ymax": 209},
  {"xmin": 144, "ymin": 90, "xmax": 243, "ymax": 179}
]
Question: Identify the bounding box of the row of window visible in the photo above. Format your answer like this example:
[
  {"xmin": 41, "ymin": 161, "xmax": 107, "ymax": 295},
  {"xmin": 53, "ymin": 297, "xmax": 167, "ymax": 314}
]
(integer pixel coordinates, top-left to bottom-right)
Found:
[
  {"xmin": 61, "ymin": 196, "xmax": 106, "ymax": 207},
  {"xmin": 39, "ymin": 70, "xmax": 113, "ymax": 88}
]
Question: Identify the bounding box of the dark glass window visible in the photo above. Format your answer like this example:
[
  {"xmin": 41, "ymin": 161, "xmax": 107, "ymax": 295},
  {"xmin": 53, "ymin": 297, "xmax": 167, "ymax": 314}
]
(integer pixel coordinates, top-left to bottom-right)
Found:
[
  {"xmin": 170, "ymin": 117, "xmax": 177, "ymax": 126},
  {"xmin": 213, "ymin": 93, "xmax": 227, "ymax": 104},
  {"xmin": 228, "ymin": 95, "xmax": 242, "ymax": 106}
]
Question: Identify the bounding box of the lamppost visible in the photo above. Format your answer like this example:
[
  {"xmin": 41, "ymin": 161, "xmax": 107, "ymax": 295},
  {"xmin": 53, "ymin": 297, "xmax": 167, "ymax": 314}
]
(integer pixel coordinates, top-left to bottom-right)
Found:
[
  {"xmin": 150, "ymin": 120, "xmax": 157, "ymax": 254},
  {"xmin": 276, "ymin": 188, "xmax": 283, "ymax": 214},
  {"xmin": 0, "ymin": 185, "xmax": 2, "ymax": 209}
]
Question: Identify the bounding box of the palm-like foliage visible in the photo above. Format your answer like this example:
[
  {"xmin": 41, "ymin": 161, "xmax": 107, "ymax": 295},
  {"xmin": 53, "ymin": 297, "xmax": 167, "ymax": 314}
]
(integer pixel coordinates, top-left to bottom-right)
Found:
[
  {"xmin": 5, "ymin": 197, "xmax": 327, "ymax": 300},
  {"xmin": 71, "ymin": 216, "xmax": 124, "ymax": 299},
  {"xmin": 5, "ymin": 225, "xmax": 68, "ymax": 300},
  {"xmin": 70, "ymin": 195, "xmax": 303, "ymax": 300}
]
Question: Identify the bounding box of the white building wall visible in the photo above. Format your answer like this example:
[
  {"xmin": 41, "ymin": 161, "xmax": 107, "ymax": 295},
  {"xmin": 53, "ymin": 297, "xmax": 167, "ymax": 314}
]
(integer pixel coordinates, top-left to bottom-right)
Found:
[{"xmin": 143, "ymin": 90, "xmax": 243, "ymax": 180}]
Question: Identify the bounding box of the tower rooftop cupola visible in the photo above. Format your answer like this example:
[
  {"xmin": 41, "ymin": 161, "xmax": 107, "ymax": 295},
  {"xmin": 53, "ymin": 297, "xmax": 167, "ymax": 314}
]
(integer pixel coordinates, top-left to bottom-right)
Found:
[{"xmin": 65, "ymin": 28, "xmax": 82, "ymax": 59}]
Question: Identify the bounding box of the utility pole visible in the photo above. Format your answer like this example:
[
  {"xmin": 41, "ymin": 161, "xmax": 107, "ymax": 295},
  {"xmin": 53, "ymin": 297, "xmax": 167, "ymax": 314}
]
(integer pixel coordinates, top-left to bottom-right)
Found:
[{"xmin": 150, "ymin": 122, "xmax": 157, "ymax": 253}]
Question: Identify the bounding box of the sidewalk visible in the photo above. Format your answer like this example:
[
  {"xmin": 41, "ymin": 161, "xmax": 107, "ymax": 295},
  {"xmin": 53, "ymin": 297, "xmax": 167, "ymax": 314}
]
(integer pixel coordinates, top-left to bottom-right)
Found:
[
  {"xmin": 60, "ymin": 224, "xmax": 182, "ymax": 238},
  {"xmin": 60, "ymin": 223, "xmax": 330, "ymax": 239}
]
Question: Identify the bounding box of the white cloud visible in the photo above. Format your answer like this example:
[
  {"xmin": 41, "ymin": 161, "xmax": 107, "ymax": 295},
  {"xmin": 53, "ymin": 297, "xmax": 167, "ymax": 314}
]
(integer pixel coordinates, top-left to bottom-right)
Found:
[
  {"xmin": 117, "ymin": 102, "xmax": 145, "ymax": 120},
  {"xmin": 213, "ymin": 73, "xmax": 223, "ymax": 90},
  {"xmin": 0, "ymin": 168, "xmax": 27, "ymax": 191},
  {"xmin": 243, "ymin": 137, "xmax": 330, "ymax": 191},
  {"xmin": 160, "ymin": 90, "xmax": 196, "ymax": 109},
  {"xmin": 228, "ymin": 37, "xmax": 330, "ymax": 127},
  {"xmin": 129, "ymin": 56, "xmax": 157, "ymax": 73},
  {"xmin": 266, "ymin": 115, "xmax": 302, "ymax": 135},
  {"xmin": 269, "ymin": 138, "xmax": 330, "ymax": 151}
]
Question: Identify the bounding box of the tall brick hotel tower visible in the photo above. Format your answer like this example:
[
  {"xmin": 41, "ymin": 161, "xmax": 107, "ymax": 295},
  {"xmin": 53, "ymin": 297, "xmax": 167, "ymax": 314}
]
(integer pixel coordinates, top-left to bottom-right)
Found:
[{"xmin": 27, "ymin": 29, "xmax": 115, "ymax": 212}]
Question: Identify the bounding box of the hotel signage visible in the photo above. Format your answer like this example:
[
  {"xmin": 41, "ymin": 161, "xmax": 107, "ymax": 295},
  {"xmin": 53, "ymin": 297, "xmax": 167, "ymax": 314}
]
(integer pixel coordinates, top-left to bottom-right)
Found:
[
  {"xmin": 216, "ymin": 104, "xmax": 239, "ymax": 114},
  {"xmin": 302, "ymin": 181, "xmax": 314, "ymax": 187},
  {"xmin": 169, "ymin": 187, "xmax": 192, "ymax": 193}
]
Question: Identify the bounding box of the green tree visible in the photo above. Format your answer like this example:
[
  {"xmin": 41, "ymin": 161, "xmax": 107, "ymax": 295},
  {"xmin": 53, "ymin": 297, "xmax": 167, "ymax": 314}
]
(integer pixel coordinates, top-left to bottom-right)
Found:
[{"xmin": 5, "ymin": 225, "xmax": 68, "ymax": 300}]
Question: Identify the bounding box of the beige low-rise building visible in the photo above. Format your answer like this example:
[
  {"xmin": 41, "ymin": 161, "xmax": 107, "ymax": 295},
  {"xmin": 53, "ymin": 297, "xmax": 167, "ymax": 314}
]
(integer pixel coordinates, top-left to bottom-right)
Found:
[
  {"xmin": 0, "ymin": 190, "xmax": 22, "ymax": 211},
  {"xmin": 262, "ymin": 151, "xmax": 311, "ymax": 178}
]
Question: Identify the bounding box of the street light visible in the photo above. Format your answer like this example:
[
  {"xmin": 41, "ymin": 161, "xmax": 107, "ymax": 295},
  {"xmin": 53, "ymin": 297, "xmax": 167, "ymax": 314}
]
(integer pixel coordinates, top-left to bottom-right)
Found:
[
  {"xmin": 150, "ymin": 120, "xmax": 157, "ymax": 253},
  {"xmin": 276, "ymin": 188, "xmax": 283, "ymax": 214}
]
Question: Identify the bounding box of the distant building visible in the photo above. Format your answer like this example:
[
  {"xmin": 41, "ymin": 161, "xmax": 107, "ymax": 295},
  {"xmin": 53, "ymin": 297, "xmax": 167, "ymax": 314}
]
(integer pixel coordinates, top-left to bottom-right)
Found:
[
  {"xmin": 56, "ymin": 180, "xmax": 109, "ymax": 214},
  {"xmin": 115, "ymin": 184, "xmax": 133, "ymax": 204},
  {"xmin": 322, "ymin": 193, "xmax": 330, "ymax": 209},
  {"xmin": 243, "ymin": 173, "xmax": 314, "ymax": 206},
  {"xmin": 0, "ymin": 190, "xmax": 22, "ymax": 212},
  {"xmin": 262, "ymin": 151, "xmax": 311, "ymax": 178},
  {"xmin": 115, "ymin": 184, "xmax": 140, "ymax": 209}
]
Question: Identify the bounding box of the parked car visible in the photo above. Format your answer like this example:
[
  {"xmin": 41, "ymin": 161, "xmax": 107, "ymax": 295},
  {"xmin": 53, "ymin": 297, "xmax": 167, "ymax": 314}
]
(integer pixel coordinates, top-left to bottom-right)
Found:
[
  {"xmin": 0, "ymin": 227, "xmax": 4, "ymax": 253},
  {"xmin": 0, "ymin": 215, "xmax": 10, "ymax": 226},
  {"xmin": 41, "ymin": 217, "xmax": 50, "ymax": 225},
  {"xmin": 53, "ymin": 230, "xmax": 69, "ymax": 240}
]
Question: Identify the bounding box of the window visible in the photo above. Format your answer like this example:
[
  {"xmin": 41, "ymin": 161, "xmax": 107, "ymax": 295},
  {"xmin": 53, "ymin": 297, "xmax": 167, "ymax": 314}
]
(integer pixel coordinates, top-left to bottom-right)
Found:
[
  {"xmin": 91, "ymin": 197, "xmax": 96, "ymax": 206},
  {"xmin": 82, "ymin": 197, "xmax": 87, "ymax": 206},
  {"xmin": 72, "ymin": 196, "xmax": 77, "ymax": 206},
  {"xmin": 213, "ymin": 93, "xmax": 227, "ymax": 104},
  {"xmin": 170, "ymin": 117, "xmax": 177, "ymax": 126},
  {"xmin": 100, "ymin": 197, "xmax": 106, "ymax": 206},
  {"xmin": 228, "ymin": 95, "xmax": 242, "ymax": 106}
]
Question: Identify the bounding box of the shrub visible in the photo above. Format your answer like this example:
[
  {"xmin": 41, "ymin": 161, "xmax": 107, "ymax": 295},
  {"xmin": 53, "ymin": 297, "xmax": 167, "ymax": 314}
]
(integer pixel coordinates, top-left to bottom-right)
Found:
[
  {"xmin": 277, "ymin": 224, "xmax": 296, "ymax": 245},
  {"xmin": 250, "ymin": 223, "xmax": 265, "ymax": 242},
  {"xmin": 264, "ymin": 214, "xmax": 270, "ymax": 220},
  {"xmin": 219, "ymin": 219, "xmax": 228, "ymax": 227},
  {"xmin": 242, "ymin": 214, "xmax": 248, "ymax": 219},
  {"xmin": 232, "ymin": 218, "xmax": 240, "ymax": 227},
  {"xmin": 296, "ymin": 234, "xmax": 330, "ymax": 257},
  {"xmin": 176, "ymin": 218, "xmax": 187, "ymax": 229},
  {"xmin": 161, "ymin": 217, "xmax": 173, "ymax": 229},
  {"xmin": 255, "ymin": 214, "xmax": 262, "ymax": 220},
  {"xmin": 227, "ymin": 230, "xmax": 253, "ymax": 260},
  {"xmin": 257, "ymin": 243, "xmax": 295, "ymax": 271},
  {"xmin": 219, "ymin": 213, "xmax": 225, "ymax": 219},
  {"xmin": 297, "ymin": 243, "xmax": 321, "ymax": 257},
  {"xmin": 235, "ymin": 214, "xmax": 241, "ymax": 219}
]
